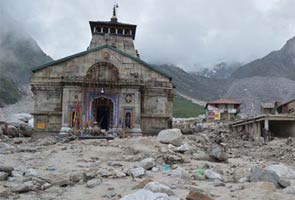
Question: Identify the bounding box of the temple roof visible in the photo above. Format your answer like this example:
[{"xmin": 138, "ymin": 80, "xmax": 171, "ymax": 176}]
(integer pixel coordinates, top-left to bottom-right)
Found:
[{"xmin": 31, "ymin": 45, "xmax": 171, "ymax": 79}]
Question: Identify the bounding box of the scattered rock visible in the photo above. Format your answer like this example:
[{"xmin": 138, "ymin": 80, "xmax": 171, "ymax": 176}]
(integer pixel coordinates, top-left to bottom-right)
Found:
[
  {"xmin": 128, "ymin": 167, "xmax": 145, "ymax": 178},
  {"xmin": 23, "ymin": 168, "xmax": 39, "ymax": 177},
  {"xmin": 208, "ymin": 143, "xmax": 227, "ymax": 162},
  {"xmin": 163, "ymin": 154, "xmax": 184, "ymax": 165},
  {"xmin": 255, "ymin": 181, "xmax": 276, "ymax": 192},
  {"xmin": 11, "ymin": 181, "xmax": 34, "ymax": 193},
  {"xmin": 19, "ymin": 123, "xmax": 33, "ymax": 137},
  {"xmin": 120, "ymin": 189, "xmax": 170, "ymax": 200},
  {"xmin": 132, "ymin": 178, "xmax": 154, "ymax": 189},
  {"xmin": 0, "ymin": 165, "xmax": 14, "ymax": 175},
  {"xmin": 140, "ymin": 158, "xmax": 156, "ymax": 170},
  {"xmin": 265, "ymin": 164, "xmax": 295, "ymax": 179},
  {"xmin": 170, "ymin": 168, "xmax": 191, "ymax": 180},
  {"xmin": 70, "ymin": 172, "xmax": 86, "ymax": 183},
  {"xmin": 282, "ymin": 186, "xmax": 295, "ymax": 194},
  {"xmin": 204, "ymin": 169, "xmax": 223, "ymax": 181},
  {"xmin": 175, "ymin": 143, "xmax": 191, "ymax": 153},
  {"xmin": 186, "ymin": 190, "xmax": 213, "ymax": 200},
  {"xmin": 249, "ymin": 167, "xmax": 280, "ymax": 188},
  {"xmin": 7, "ymin": 125, "xmax": 18, "ymax": 138},
  {"xmin": 157, "ymin": 129, "xmax": 183, "ymax": 146},
  {"xmin": 0, "ymin": 172, "xmax": 9, "ymax": 181},
  {"xmin": 144, "ymin": 181, "xmax": 175, "ymax": 196},
  {"xmin": 86, "ymin": 178, "xmax": 102, "ymax": 188},
  {"xmin": 278, "ymin": 179, "xmax": 291, "ymax": 188}
]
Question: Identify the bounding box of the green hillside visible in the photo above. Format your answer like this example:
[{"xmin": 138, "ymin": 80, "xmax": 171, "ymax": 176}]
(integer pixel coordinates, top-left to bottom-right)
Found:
[{"xmin": 173, "ymin": 95, "xmax": 205, "ymax": 118}]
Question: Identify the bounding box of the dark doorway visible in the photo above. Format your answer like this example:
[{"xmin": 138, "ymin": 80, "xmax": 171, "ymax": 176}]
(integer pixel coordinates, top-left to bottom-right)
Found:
[{"xmin": 92, "ymin": 97, "xmax": 113, "ymax": 130}]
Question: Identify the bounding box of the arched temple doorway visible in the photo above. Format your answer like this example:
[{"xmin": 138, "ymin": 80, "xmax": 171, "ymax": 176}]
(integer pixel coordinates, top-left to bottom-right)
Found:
[{"xmin": 92, "ymin": 97, "xmax": 113, "ymax": 130}]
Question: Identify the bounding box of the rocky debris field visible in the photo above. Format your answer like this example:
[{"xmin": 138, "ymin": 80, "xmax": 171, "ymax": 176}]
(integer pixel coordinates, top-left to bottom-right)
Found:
[{"xmin": 1, "ymin": 127, "xmax": 295, "ymax": 200}]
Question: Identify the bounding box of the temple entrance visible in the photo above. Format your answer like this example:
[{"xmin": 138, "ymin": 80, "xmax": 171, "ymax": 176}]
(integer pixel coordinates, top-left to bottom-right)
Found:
[{"xmin": 92, "ymin": 97, "xmax": 113, "ymax": 130}]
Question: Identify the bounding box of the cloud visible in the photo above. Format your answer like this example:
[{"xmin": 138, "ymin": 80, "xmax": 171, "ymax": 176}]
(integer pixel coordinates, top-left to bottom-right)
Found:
[{"xmin": 1, "ymin": 0, "xmax": 295, "ymax": 70}]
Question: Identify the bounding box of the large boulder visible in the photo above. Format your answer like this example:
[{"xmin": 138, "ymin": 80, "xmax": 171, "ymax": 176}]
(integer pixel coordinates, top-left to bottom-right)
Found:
[
  {"xmin": 128, "ymin": 167, "xmax": 145, "ymax": 178},
  {"xmin": 140, "ymin": 158, "xmax": 156, "ymax": 170},
  {"xmin": 7, "ymin": 125, "xmax": 18, "ymax": 137},
  {"xmin": 265, "ymin": 164, "xmax": 295, "ymax": 179},
  {"xmin": 144, "ymin": 182, "xmax": 175, "ymax": 196},
  {"xmin": 120, "ymin": 189, "xmax": 170, "ymax": 200},
  {"xmin": 248, "ymin": 167, "xmax": 280, "ymax": 188},
  {"xmin": 208, "ymin": 143, "xmax": 227, "ymax": 162},
  {"xmin": 157, "ymin": 129, "xmax": 183, "ymax": 146},
  {"xmin": 19, "ymin": 123, "xmax": 33, "ymax": 137}
]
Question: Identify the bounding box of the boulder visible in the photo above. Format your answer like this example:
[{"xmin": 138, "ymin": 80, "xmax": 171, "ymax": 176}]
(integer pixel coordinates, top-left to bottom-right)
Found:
[
  {"xmin": 278, "ymin": 179, "xmax": 291, "ymax": 188},
  {"xmin": 157, "ymin": 129, "xmax": 183, "ymax": 146},
  {"xmin": 86, "ymin": 179, "xmax": 102, "ymax": 188},
  {"xmin": 11, "ymin": 181, "xmax": 34, "ymax": 193},
  {"xmin": 70, "ymin": 172, "xmax": 86, "ymax": 183},
  {"xmin": 255, "ymin": 181, "xmax": 276, "ymax": 192},
  {"xmin": 265, "ymin": 164, "xmax": 295, "ymax": 179},
  {"xmin": 282, "ymin": 186, "xmax": 295, "ymax": 194},
  {"xmin": 0, "ymin": 165, "xmax": 14, "ymax": 175},
  {"xmin": 23, "ymin": 168, "xmax": 39, "ymax": 177},
  {"xmin": 7, "ymin": 125, "xmax": 18, "ymax": 138},
  {"xmin": 128, "ymin": 167, "xmax": 145, "ymax": 178},
  {"xmin": 175, "ymin": 143, "xmax": 190, "ymax": 153},
  {"xmin": 170, "ymin": 168, "xmax": 191, "ymax": 180},
  {"xmin": 208, "ymin": 143, "xmax": 227, "ymax": 162},
  {"xmin": 144, "ymin": 182, "xmax": 175, "ymax": 196},
  {"xmin": 163, "ymin": 154, "xmax": 184, "ymax": 165},
  {"xmin": 204, "ymin": 169, "xmax": 223, "ymax": 181},
  {"xmin": 186, "ymin": 191, "xmax": 213, "ymax": 200},
  {"xmin": 120, "ymin": 189, "xmax": 170, "ymax": 200},
  {"xmin": 248, "ymin": 167, "xmax": 280, "ymax": 188},
  {"xmin": 19, "ymin": 123, "xmax": 33, "ymax": 137},
  {"xmin": 140, "ymin": 158, "xmax": 156, "ymax": 170},
  {"xmin": 0, "ymin": 172, "xmax": 9, "ymax": 181}
]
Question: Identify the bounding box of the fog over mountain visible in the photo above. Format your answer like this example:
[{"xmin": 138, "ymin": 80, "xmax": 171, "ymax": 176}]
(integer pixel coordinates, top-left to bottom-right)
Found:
[{"xmin": 1, "ymin": 0, "xmax": 295, "ymax": 70}]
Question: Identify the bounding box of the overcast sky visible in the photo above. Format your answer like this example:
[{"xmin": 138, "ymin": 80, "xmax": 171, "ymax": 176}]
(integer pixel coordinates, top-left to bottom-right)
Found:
[{"xmin": 1, "ymin": 0, "xmax": 295, "ymax": 70}]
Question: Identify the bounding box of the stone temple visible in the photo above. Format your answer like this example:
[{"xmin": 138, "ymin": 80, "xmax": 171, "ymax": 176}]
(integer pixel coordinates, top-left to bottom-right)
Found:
[{"xmin": 30, "ymin": 7, "xmax": 174, "ymax": 135}]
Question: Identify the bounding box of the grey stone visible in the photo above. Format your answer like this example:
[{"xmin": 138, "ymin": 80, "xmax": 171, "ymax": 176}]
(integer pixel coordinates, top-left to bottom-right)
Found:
[
  {"xmin": 0, "ymin": 172, "xmax": 9, "ymax": 181},
  {"xmin": 144, "ymin": 181, "xmax": 175, "ymax": 196},
  {"xmin": 69, "ymin": 172, "xmax": 86, "ymax": 183},
  {"xmin": 19, "ymin": 123, "xmax": 33, "ymax": 137},
  {"xmin": 140, "ymin": 158, "xmax": 156, "ymax": 170},
  {"xmin": 283, "ymin": 186, "xmax": 295, "ymax": 194},
  {"xmin": 170, "ymin": 168, "xmax": 191, "ymax": 180},
  {"xmin": 204, "ymin": 169, "xmax": 223, "ymax": 181},
  {"xmin": 23, "ymin": 168, "xmax": 38, "ymax": 177},
  {"xmin": 208, "ymin": 143, "xmax": 228, "ymax": 162},
  {"xmin": 128, "ymin": 167, "xmax": 145, "ymax": 178},
  {"xmin": 86, "ymin": 179, "xmax": 102, "ymax": 188},
  {"xmin": 265, "ymin": 164, "xmax": 295, "ymax": 179},
  {"xmin": 278, "ymin": 179, "xmax": 291, "ymax": 188},
  {"xmin": 11, "ymin": 181, "xmax": 34, "ymax": 193},
  {"xmin": 175, "ymin": 143, "xmax": 190, "ymax": 153},
  {"xmin": 7, "ymin": 125, "xmax": 18, "ymax": 138},
  {"xmin": 248, "ymin": 167, "xmax": 280, "ymax": 188},
  {"xmin": 157, "ymin": 129, "xmax": 183, "ymax": 146},
  {"xmin": 0, "ymin": 165, "xmax": 14, "ymax": 175},
  {"xmin": 120, "ymin": 189, "xmax": 170, "ymax": 200}
]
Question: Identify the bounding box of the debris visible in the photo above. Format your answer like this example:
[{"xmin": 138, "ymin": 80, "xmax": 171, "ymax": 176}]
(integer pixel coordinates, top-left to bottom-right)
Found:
[
  {"xmin": 204, "ymin": 169, "xmax": 223, "ymax": 181},
  {"xmin": 128, "ymin": 167, "xmax": 145, "ymax": 178},
  {"xmin": 140, "ymin": 158, "xmax": 156, "ymax": 170},
  {"xmin": 144, "ymin": 181, "xmax": 175, "ymax": 196},
  {"xmin": 186, "ymin": 190, "xmax": 213, "ymax": 200},
  {"xmin": 157, "ymin": 129, "xmax": 183, "ymax": 146},
  {"xmin": 248, "ymin": 167, "xmax": 280, "ymax": 188},
  {"xmin": 208, "ymin": 143, "xmax": 228, "ymax": 162},
  {"xmin": 120, "ymin": 189, "xmax": 170, "ymax": 200}
]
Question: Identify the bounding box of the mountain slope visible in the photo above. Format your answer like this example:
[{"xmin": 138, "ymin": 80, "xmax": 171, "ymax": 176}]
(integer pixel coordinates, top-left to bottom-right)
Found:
[
  {"xmin": 154, "ymin": 64, "xmax": 232, "ymax": 101},
  {"xmin": 0, "ymin": 11, "xmax": 52, "ymax": 106},
  {"xmin": 231, "ymin": 36, "xmax": 295, "ymax": 79}
]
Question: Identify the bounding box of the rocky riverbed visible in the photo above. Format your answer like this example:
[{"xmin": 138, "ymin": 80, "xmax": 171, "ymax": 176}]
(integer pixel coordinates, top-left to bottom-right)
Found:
[{"xmin": 1, "ymin": 127, "xmax": 295, "ymax": 199}]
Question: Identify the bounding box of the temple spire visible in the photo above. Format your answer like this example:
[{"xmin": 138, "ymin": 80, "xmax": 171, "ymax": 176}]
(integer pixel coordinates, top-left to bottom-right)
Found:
[{"xmin": 111, "ymin": 4, "xmax": 118, "ymax": 22}]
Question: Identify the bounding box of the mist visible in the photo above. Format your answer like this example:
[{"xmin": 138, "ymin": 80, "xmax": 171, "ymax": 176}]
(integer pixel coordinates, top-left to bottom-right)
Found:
[{"xmin": 1, "ymin": 0, "xmax": 295, "ymax": 70}]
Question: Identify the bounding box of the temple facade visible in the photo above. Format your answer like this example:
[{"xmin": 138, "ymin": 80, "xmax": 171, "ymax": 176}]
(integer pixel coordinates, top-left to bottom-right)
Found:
[{"xmin": 30, "ymin": 8, "xmax": 174, "ymax": 135}]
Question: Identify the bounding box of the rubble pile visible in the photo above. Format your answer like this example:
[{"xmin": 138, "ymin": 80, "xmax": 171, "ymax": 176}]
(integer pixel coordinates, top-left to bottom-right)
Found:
[{"xmin": 0, "ymin": 126, "xmax": 295, "ymax": 199}]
